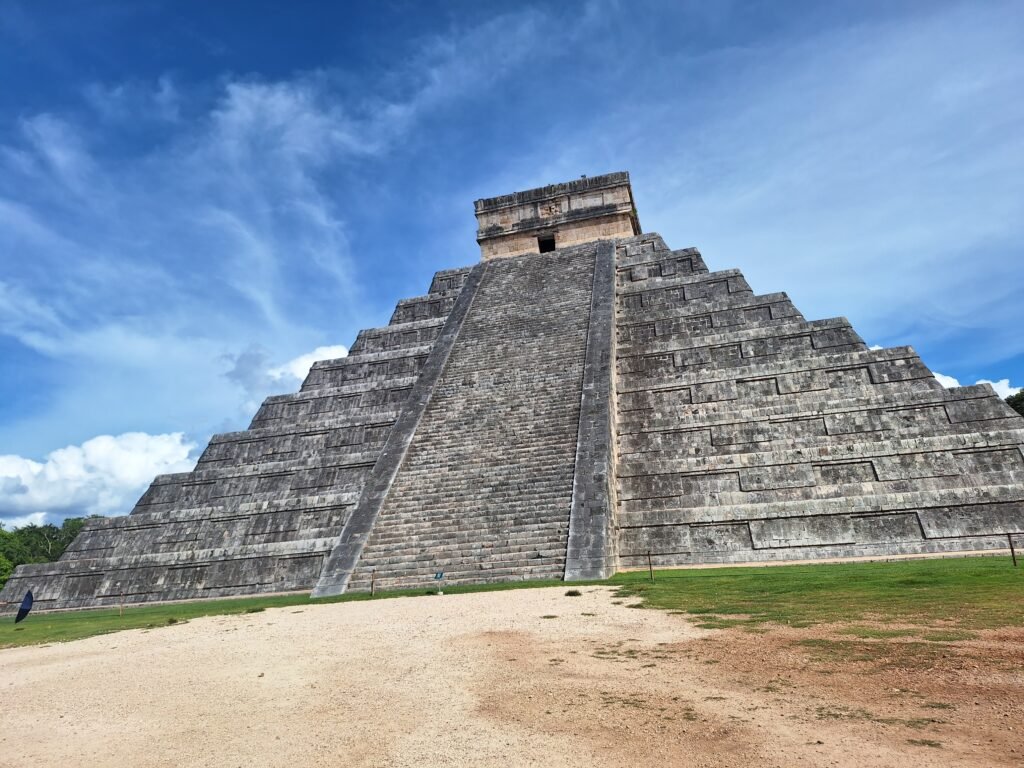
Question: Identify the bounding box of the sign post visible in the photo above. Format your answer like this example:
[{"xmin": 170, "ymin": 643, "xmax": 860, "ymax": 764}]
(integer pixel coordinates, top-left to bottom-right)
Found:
[{"xmin": 433, "ymin": 571, "xmax": 444, "ymax": 595}]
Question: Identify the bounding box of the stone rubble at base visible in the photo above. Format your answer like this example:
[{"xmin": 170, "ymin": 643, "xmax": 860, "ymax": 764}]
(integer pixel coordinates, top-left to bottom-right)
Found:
[{"xmin": 3, "ymin": 172, "xmax": 1022, "ymax": 611}]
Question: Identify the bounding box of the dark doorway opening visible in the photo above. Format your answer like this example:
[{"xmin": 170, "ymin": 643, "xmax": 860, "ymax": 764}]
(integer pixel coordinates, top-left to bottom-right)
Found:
[{"xmin": 538, "ymin": 235, "xmax": 556, "ymax": 253}]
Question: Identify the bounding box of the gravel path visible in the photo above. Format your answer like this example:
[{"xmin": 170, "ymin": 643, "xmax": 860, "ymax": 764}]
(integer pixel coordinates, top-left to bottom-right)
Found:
[{"xmin": 1, "ymin": 587, "xmax": 1017, "ymax": 767}]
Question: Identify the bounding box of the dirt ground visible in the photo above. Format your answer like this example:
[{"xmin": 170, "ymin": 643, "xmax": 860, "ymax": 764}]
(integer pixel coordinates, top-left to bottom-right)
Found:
[{"xmin": 1, "ymin": 587, "xmax": 1021, "ymax": 767}]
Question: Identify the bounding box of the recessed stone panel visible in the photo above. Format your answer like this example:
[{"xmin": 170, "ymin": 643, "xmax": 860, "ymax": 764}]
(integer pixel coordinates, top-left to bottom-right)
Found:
[
  {"xmin": 619, "ymin": 524, "xmax": 691, "ymax": 556},
  {"xmin": 919, "ymin": 503, "xmax": 1024, "ymax": 538},
  {"xmin": 749, "ymin": 516, "xmax": 855, "ymax": 548},
  {"xmin": 689, "ymin": 523, "xmax": 752, "ymax": 552},
  {"xmin": 815, "ymin": 461, "xmax": 877, "ymax": 485},
  {"xmin": 851, "ymin": 513, "xmax": 922, "ymax": 544},
  {"xmin": 738, "ymin": 463, "xmax": 816, "ymax": 492}
]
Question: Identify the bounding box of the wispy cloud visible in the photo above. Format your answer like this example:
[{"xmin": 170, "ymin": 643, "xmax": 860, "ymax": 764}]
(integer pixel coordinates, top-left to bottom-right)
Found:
[
  {"xmin": 633, "ymin": 4, "xmax": 1024, "ymax": 370},
  {"xmin": 0, "ymin": 78, "xmax": 368, "ymax": 455},
  {"xmin": 17, "ymin": 113, "xmax": 105, "ymax": 204},
  {"xmin": 0, "ymin": 5, "xmax": 557, "ymax": 471},
  {"xmin": 486, "ymin": 2, "xmax": 1024, "ymax": 376},
  {"xmin": 83, "ymin": 75, "xmax": 181, "ymax": 123}
]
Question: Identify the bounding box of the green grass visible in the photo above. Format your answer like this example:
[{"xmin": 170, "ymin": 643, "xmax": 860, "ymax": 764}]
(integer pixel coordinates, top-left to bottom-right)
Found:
[
  {"xmin": 610, "ymin": 557, "xmax": 1024, "ymax": 630},
  {"xmin": 920, "ymin": 629, "xmax": 976, "ymax": 642},
  {"xmin": 837, "ymin": 626, "xmax": 917, "ymax": 639},
  {"xmin": 3, "ymin": 557, "xmax": 1021, "ymax": 649},
  {"xmin": 0, "ymin": 578, "xmax": 579, "ymax": 649}
]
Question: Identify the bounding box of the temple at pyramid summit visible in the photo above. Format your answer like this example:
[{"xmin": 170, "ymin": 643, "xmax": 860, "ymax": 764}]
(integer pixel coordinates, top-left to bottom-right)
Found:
[{"xmin": 4, "ymin": 171, "xmax": 1024, "ymax": 611}]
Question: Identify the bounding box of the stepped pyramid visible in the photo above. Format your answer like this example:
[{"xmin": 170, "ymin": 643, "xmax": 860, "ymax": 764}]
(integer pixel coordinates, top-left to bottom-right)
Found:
[{"xmin": 3, "ymin": 172, "xmax": 1022, "ymax": 611}]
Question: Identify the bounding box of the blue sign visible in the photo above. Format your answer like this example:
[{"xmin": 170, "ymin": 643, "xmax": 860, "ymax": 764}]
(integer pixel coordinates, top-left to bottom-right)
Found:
[{"xmin": 433, "ymin": 572, "xmax": 444, "ymax": 581}]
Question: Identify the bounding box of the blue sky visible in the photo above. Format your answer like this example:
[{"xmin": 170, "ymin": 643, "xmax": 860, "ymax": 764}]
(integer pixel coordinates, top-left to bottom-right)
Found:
[{"xmin": 1, "ymin": 0, "xmax": 1022, "ymax": 527}]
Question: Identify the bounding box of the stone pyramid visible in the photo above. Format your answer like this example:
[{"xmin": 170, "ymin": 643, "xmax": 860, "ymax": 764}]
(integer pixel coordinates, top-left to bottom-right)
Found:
[{"xmin": 4, "ymin": 172, "xmax": 1022, "ymax": 611}]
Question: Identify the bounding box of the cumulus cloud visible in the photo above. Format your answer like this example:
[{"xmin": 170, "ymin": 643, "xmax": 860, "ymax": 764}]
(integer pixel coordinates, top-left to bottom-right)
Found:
[
  {"xmin": 932, "ymin": 372, "xmax": 962, "ymax": 389},
  {"xmin": 224, "ymin": 343, "xmax": 349, "ymax": 412},
  {"xmin": 269, "ymin": 344, "xmax": 349, "ymax": 382},
  {"xmin": 932, "ymin": 372, "xmax": 1022, "ymax": 398},
  {"xmin": 1, "ymin": 512, "xmax": 46, "ymax": 530},
  {"xmin": 981, "ymin": 379, "xmax": 1022, "ymax": 398},
  {"xmin": 0, "ymin": 432, "xmax": 197, "ymax": 525}
]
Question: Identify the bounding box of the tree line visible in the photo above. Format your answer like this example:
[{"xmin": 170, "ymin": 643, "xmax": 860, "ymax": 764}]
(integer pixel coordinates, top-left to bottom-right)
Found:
[
  {"xmin": 0, "ymin": 517, "xmax": 94, "ymax": 590},
  {"xmin": 1007, "ymin": 391, "xmax": 1024, "ymax": 417}
]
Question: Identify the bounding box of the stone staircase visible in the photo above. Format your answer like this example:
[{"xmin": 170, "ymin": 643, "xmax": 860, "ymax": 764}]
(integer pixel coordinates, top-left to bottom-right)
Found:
[
  {"xmin": 343, "ymin": 247, "xmax": 599, "ymax": 591},
  {"xmin": 612, "ymin": 235, "xmax": 1024, "ymax": 566}
]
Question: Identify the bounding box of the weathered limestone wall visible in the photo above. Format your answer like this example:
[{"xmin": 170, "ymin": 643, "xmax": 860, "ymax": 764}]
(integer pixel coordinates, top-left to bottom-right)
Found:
[
  {"xmin": 0, "ymin": 268, "xmax": 476, "ymax": 611},
  {"xmin": 612, "ymin": 235, "xmax": 1024, "ymax": 567},
  {"xmin": 477, "ymin": 214, "xmax": 637, "ymax": 260},
  {"xmin": 475, "ymin": 172, "xmax": 640, "ymax": 260},
  {"xmin": 564, "ymin": 242, "xmax": 620, "ymax": 580}
]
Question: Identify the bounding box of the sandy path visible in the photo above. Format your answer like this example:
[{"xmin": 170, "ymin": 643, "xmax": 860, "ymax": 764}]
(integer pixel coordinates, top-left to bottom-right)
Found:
[{"xmin": 0, "ymin": 587, "xmax": 1018, "ymax": 767}]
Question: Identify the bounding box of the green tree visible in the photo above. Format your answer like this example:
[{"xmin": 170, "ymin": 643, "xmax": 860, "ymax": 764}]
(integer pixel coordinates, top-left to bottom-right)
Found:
[
  {"xmin": 0, "ymin": 516, "xmax": 98, "ymax": 589},
  {"xmin": 0, "ymin": 527, "xmax": 31, "ymax": 570},
  {"xmin": 0, "ymin": 552, "xmax": 12, "ymax": 589},
  {"xmin": 10, "ymin": 524, "xmax": 63, "ymax": 562},
  {"xmin": 1007, "ymin": 390, "xmax": 1024, "ymax": 417},
  {"xmin": 59, "ymin": 517, "xmax": 88, "ymax": 549}
]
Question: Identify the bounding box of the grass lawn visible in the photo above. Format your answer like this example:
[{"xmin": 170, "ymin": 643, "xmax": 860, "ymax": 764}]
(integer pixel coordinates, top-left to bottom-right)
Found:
[
  {"xmin": 611, "ymin": 556, "xmax": 1024, "ymax": 631},
  {"xmin": 0, "ymin": 578, "xmax": 573, "ymax": 649},
  {"xmin": 2, "ymin": 557, "xmax": 1021, "ymax": 649}
]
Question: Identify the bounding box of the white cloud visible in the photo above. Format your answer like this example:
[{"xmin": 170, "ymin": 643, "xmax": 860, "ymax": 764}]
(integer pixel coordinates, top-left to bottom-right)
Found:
[
  {"xmin": 269, "ymin": 344, "xmax": 349, "ymax": 382},
  {"xmin": 18, "ymin": 113, "xmax": 102, "ymax": 201},
  {"xmin": 223, "ymin": 344, "xmax": 350, "ymax": 413},
  {"xmin": 1, "ymin": 513, "xmax": 46, "ymax": 530},
  {"xmin": 932, "ymin": 372, "xmax": 1021, "ymax": 398},
  {"xmin": 83, "ymin": 75, "xmax": 181, "ymax": 123},
  {"xmin": 0, "ymin": 432, "xmax": 197, "ymax": 525},
  {"xmin": 933, "ymin": 372, "xmax": 962, "ymax": 389},
  {"xmin": 869, "ymin": 344, "xmax": 883, "ymax": 351},
  {"xmin": 978, "ymin": 379, "xmax": 1022, "ymax": 399}
]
